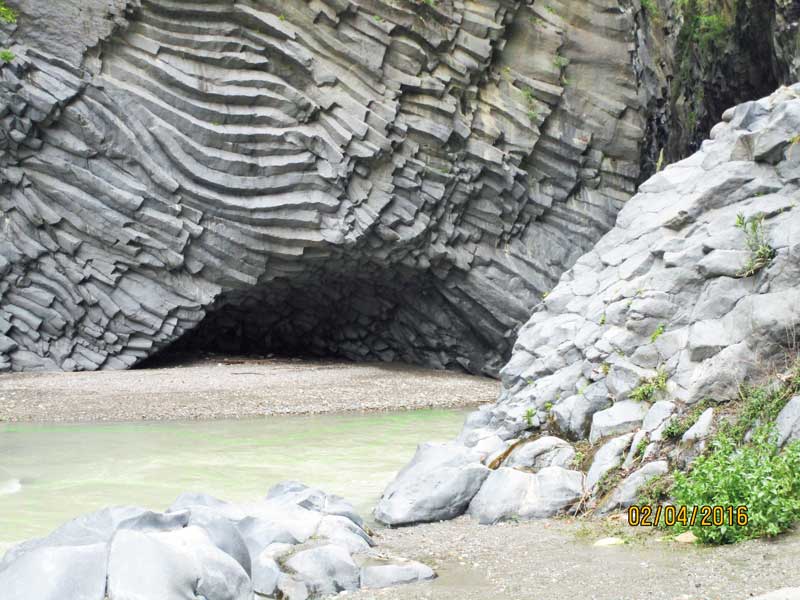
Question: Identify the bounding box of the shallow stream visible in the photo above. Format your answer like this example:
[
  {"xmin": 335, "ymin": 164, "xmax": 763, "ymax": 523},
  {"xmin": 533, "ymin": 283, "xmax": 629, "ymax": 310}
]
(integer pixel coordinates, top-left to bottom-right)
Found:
[{"xmin": 0, "ymin": 409, "xmax": 467, "ymax": 548}]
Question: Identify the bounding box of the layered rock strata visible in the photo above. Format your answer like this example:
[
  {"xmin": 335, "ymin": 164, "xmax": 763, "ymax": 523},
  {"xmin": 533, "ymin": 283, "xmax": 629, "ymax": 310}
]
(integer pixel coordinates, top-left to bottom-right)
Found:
[
  {"xmin": 376, "ymin": 86, "xmax": 800, "ymax": 526},
  {"xmin": 0, "ymin": 0, "xmax": 646, "ymax": 374}
]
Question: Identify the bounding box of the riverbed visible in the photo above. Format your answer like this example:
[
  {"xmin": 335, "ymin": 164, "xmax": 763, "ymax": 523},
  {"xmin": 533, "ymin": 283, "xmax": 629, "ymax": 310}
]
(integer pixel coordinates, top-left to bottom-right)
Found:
[{"xmin": 0, "ymin": 409, "xmax": 467, "ymax": 547}]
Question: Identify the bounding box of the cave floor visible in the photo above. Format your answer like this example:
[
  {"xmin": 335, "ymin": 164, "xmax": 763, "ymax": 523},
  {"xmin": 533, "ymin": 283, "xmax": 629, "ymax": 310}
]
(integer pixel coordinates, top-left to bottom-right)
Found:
[
  {"xmin": 0, "ymin": 356, "xmax": 497, "ymax": 422},
  {"xmin": 356, "ymin": 516, "xmax": 800, "ymax": 600}
]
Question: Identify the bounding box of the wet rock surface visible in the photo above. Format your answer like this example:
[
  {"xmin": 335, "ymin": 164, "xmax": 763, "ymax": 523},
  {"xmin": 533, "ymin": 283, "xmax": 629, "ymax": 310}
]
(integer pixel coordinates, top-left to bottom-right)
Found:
[{"xmin": 0, "ymin": 482, "xmax": 435, "ymax": 600}]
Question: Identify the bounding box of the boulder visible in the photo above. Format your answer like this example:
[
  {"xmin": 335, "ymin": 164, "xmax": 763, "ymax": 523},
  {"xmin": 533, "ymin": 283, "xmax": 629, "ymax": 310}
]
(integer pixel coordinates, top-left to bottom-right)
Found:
[
  {"xmin": 374, "ymin": 442, "xmax": 489, "ymax": 526},
  {"xmin": 284, "ymin": 544, "xmax": 360, "ymax": 596},
  {"xmin": 586, "ymin": 434, "xmax": 634, "ymax": 491},
  {"xmin": 589, "ymin": 401, "xmax": 649, "ymax": 444},
  {"xmin": 107, "ymin": 526, "xmax": 252, "ymax": 600},
  {"xmin": 0, "ymin": 543, "xmax": 107, "ymax": 600},
  {"xmin": 251, "ymin": 553, "xmax": 282, "ymax": 597},
  {"xmin": 360, "ymin": 561, "xmax": 436, "ymax": 589},
  {"xmin": 467, "ymin": 466, "xmax": 584, "ymax": 524},
  {"xmin": 600, "ymin": 461, "xmax": 669, "ymax": 514},
  {"xmin": 504, "ymin": 436, "xmax": 575, "ymax": 470}
]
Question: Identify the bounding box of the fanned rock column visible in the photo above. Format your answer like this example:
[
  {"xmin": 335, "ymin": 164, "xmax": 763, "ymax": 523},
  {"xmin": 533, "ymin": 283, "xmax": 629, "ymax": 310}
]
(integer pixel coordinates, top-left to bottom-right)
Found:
[
  {"xmin": 0, "ymin": 0, "xmax": 647, "ymax": 373},
  {"xmin": 376, "ymin": 85, "xmax": 800, "ymax": 526}
]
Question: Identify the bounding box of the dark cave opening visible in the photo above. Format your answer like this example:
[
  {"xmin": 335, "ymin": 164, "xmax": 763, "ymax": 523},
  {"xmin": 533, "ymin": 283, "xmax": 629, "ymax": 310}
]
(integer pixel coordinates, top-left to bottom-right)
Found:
[{"xmin": 139, "ymin": 265, "xmax": 510, "ymax": 377}]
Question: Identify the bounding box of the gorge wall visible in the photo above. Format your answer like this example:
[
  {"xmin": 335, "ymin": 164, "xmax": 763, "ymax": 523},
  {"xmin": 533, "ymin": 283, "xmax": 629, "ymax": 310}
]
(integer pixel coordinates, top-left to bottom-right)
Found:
[
  {"xmin": 0, "ymin": 0, "xmax": 646, "ymax": 374},
  {"xmin": 1, "ymin": 0, "xmax": 799, "ymax": 375}
]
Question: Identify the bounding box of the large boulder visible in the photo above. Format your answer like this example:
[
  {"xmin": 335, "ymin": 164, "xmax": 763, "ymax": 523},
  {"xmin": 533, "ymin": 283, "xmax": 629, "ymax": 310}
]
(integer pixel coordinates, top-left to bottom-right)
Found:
[
  {"xmin": 284, "ymin": 544, "xmax": 360, "ymax": 596},
  {"xmin": 503, "ymin": 436, "xmax": 576, "ymax": 470},
  {"xmin": 776, "ymin": 396, "xmax": 800, "ymax": 447},
  {"xmin": 467, "ymin": 466, "xmax": 584, "ymax": 524},
  {"xmin": 0, "ymin": 543, "xmax": 107, "ymax": 600},
  {"xmin": 107, "ymin": 526, "xmax": 253, "ymax": 600},
  {"xmin": 374, "ymin": 442, "xmax": 489, "ymax": 526}
]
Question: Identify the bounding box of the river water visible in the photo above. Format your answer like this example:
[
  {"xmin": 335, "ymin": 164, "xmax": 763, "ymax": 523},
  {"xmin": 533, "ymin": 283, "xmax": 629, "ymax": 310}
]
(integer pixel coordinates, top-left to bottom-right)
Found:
[{"xmin": 0, "ymin": 409, "xmax": 467, "ymax": 547}]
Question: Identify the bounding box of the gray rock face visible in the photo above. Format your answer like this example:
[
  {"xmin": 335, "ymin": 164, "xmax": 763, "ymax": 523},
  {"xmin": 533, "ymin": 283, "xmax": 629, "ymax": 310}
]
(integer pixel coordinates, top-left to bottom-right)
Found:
[
  {"xmin": 585, "ymin": 434, "xmax": 633, "ymax": 491},
  {"xmin": 776, "ymin": 396, "xmax": 800, "ymax": 447},
  {"xmin": 589, "ymin": 401, "xmax": 649, "ymax": 444},
  {"xmin": 2, "ymin": 482, "xmax": 433, "ymax": 599},
  {"xmin": 467, "ymin": 466, "xmax": 584, "ymax": 524},
  {"xmin": 374, "ymin": 442, "xmax": 489, "ymax": 526},
  {"xmin": 600, "ymin": 461, "xmax": 669, "ymax": 514},
  {"xmin": 0, "ymin": 0, "xmax": 647, "ymax": 375},
  {"xmin": 503, "ymin": 436, "xmax": 575, "ymax": 471},
  {"xmin": 382, "ymin": 86, "xmax": 800, "ymax": 525}
]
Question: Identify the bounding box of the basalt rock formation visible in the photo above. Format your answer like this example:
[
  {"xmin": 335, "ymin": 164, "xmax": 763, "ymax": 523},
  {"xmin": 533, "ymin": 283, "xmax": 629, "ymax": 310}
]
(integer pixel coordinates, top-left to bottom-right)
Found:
[
  {"xmin": 0, "ymin": 482, "xmax": 436, "ymax": 600},
  {"xmin": 376, "ymin": 85, "xmax": 800, "ymax": 526},
  {"xmin": 0, "ymin": 0, "xmax": 647, "ymax": 374}
]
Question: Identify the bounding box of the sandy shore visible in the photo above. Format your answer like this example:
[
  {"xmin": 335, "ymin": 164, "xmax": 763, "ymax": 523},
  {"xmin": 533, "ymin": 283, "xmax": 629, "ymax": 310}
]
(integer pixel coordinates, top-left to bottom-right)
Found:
[
  {"xmin": 0, "ymin": 356, "xmax": 498, "ymax": 422},
  {"xmin": 355, "ymin": 516, "xmax": 800, "ymax": 600}
]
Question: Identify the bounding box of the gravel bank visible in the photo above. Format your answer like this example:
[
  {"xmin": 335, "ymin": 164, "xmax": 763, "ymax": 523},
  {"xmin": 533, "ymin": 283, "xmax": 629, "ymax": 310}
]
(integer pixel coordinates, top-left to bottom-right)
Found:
[
  {"xmin": 356, "ymin": 517, "xmax": 800, "ymax": 600},
  {"xmin": 0, "ymin": 357, "xmax": 498, "ymax": 422}
]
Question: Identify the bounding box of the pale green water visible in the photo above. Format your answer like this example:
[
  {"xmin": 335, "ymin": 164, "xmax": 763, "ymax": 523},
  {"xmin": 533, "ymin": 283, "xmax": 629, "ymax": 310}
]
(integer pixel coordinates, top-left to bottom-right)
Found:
[{"xmin": 0, "ymin": 409, "xmax": 467, "ymax": 546}]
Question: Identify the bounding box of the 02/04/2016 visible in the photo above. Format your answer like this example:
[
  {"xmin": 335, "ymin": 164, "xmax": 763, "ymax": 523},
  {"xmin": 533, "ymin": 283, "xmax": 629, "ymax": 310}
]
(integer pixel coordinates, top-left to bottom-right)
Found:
[{"xmin": 627, "ymin": 505, "xmax": 749, "ymax": 527}]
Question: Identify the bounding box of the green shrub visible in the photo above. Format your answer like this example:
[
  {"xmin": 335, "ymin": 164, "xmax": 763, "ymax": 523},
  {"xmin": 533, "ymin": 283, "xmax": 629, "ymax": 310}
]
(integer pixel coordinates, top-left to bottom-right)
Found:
[
  {"xmin": 650, "ymin": 324, "xmax": 666, "ymax": 343},
  {"xmin": 670, "ymin": 426, "xmax": 800, "ymax": 544},
  {"xmin": 0, "ymin": 1, "xmax": 16, "ymax": 24},
  {"xmin": 0, "ymin": 48, "xmax": 13, "ymax": 64}
]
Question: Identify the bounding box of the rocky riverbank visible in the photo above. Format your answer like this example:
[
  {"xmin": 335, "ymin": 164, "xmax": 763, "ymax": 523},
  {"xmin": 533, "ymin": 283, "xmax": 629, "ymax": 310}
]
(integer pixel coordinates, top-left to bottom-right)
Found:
[{"xmin": 0, "ymin": 357, "xmax": 496, "ymax": 422}]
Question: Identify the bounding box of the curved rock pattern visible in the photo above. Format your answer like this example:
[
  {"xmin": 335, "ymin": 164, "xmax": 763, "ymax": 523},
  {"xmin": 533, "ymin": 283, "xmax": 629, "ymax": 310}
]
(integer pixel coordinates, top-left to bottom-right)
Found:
[
  {"xmin": 0, "ymin": 482, "xmax": 436, "ymax": 600},
  {"xmin": 0, "ymin": 0, "xmax": 646, "ymax": 373},
  {"xmin": 376, "ymin": 86, "xmax": 800, "ymax": 526}
]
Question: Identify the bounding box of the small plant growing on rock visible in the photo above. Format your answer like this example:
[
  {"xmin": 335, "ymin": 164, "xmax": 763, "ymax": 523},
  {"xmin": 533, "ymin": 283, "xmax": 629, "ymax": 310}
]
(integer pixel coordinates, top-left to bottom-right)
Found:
[
  {"xmin": 650, "ymin": 324, "xmax": 665, "ymax": 343},
  {"xmin": 0, "ymin": 49, "xmax": 13, "ymax": 64},
  {"xmin": 0, "ymin": 1, "xmax": 16, "ymax": 24},
  {"xmin": 544, "ymin": 401, "xmax": 554, "ymax": 411},
  {"xmin": 524, "ymin": 408, "xmax": 536, "ymax": 427},
  {"xmin": 635, "ymin": 437, "xmax": 648, "ymax": 459},
  {"xmin": 629, "ymin": 369, "xmax": 668, "ymax": 402},
  {"xmin": 600, "ymin": 362, "xmax": 610, "ymax": 376},
  {"xmin": 599, "ymin": 313, "xmax": 606, "ymax": 326},
  {"xmin": 735, "ymin": 213, "xmax": 775, "ymax": 277},
  {"xmin": 662, "ymin": 400, "xmax": 709, "ymax": 440}
]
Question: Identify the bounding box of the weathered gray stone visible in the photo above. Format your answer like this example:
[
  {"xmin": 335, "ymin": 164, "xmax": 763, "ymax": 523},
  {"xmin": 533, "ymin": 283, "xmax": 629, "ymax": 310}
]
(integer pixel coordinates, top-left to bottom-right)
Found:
[
  {"xmin": 600, "ymin": 461, "xmax": 669, "ymax": 514},
  {"xmin": 586, "ymin": 434, "xmax": 634, "ymax": 491},
  {"xmin": 360, "ymin": 561, "xmax": 436, "ymax": 590},
  {"xmin": 776, "ymin": 396, "xmax": 800, "ymax": 448},
  {"xmin": 284, "ymin": 544, "xmax": 360, "ymax": 596},
  {"xmin": 107, "ymin": 526, "xmax": 253, "ymax": 600},
  {"xmin": 467, "ymin": 466, "xmax": 583, "ymax": 524},
  {"xmin": 681, "ymin": 408, "xmax": 714, "ymax": 444},
  {"xmin": 374, "ymin": 443, "xmax": 489, "ymax": 526},
  {"xmin": 589, "ymin": 401, "xmax": 649, "ymax": 444},
  {"xmin": 504, "ymin": 436, "xmax": 575, "ymax": 471},
  {"xmin": 0, "ymin": 543, "xmax": 107, "ymax": 600},
  {"xmin": 251, "ymin": 552, "xmax": 281, "ymax": 598}
]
